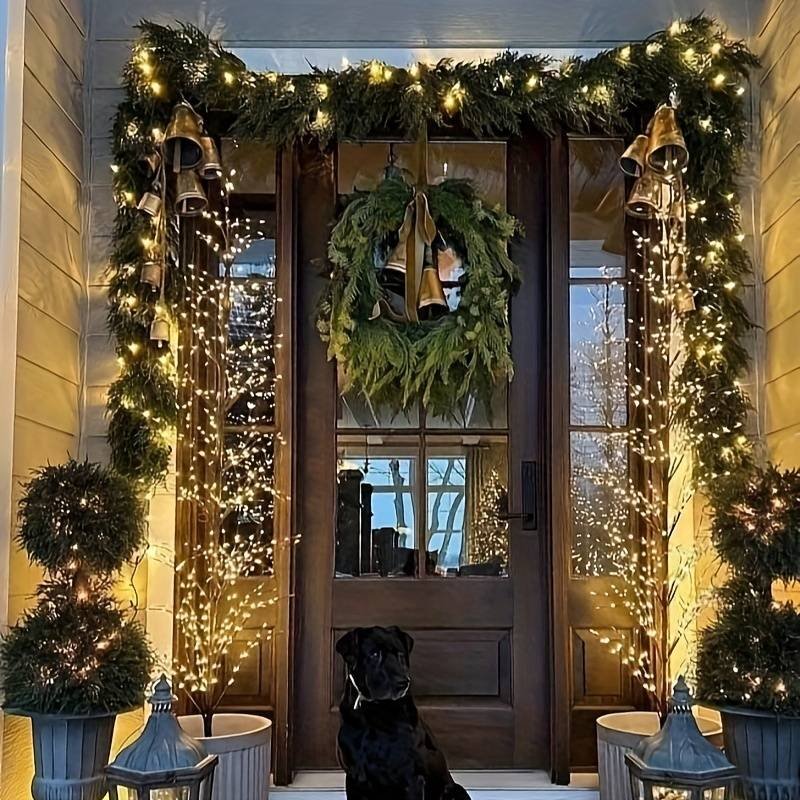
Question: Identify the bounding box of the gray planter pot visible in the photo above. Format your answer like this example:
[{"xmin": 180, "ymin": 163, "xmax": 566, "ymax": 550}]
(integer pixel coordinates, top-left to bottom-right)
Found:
[
  {"xmin": 597, "ymin": 711, "xmax": 722, "ymax": 800},
  {"xmin": 721, "ymin": 707, "xmax": 800, "ymax": 800},
  {"xmin": 24, "ymin": 712, "xmax": 117, "ymax": 800}
]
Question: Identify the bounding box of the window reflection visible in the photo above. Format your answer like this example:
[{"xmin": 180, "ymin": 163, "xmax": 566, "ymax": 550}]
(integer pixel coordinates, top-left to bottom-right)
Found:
[
  {"xmin": 335, "ymin": 437, "xmax": 508, "ymax": 578},
  {"xmin": 569, "ymin": 283, "xmax": 627, "ymax": 428},
  {"xmin": 570, "ymin": 431, "xmax": 629, "ymax": 576}
]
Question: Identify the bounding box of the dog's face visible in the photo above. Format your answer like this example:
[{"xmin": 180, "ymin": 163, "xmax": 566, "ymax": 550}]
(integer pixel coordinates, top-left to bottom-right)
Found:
[{"xmin": 336, "ymin": 625, "xmax": 414, "ymax": 702}]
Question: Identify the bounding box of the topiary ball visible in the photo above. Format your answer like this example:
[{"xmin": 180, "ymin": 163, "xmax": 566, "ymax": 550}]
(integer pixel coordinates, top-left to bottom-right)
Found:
[
  {"xmin": 19, "ymin": 459, "xmax": 145, "ymax": 574},
  {"xmin": 713, "ymin": 465, "xmax": 800, "ymax": 581},
  {"xmin": 0, "ymin": 581, "xmax": 153, "ymax": 714}
]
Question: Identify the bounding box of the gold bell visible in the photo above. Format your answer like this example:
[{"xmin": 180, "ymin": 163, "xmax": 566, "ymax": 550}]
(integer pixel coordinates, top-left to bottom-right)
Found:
[
  {"xmin": 137, "ymin": 191, "xmax": 162, "ymax": 217},
  {"xmin": 619, "ymin": 134, "xmax": 650, "ymax": 177},
  {"xmin": 198, "ymin": 136, "xmax": 222, "ymax": 180},
  {"xmin": 646, "ymin": 105, "xmax": 688, "ymax": 175},
  {"xmin": 150, "ymin": 312, "xmax": 170, "ymax": 345},
  {"xmin": 417, "ymin": 256, "xmax": 448, "ymax": 320},
  {"xmin": 175, "ymin": 171, "xmax": 207, "ymax": 216},
  {"xmin": 625, "ymin": 169, "xmax": 665, "ymax": 219},
  {"xmin": 163, "ymin": 102, "xmax": 204, "ymax": 171},
  {"xmin": 140, "ymin": 260, "xmax": 164, "ymax": 290}
]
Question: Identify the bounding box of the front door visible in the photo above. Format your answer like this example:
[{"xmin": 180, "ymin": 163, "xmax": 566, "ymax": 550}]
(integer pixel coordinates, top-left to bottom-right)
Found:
[{"xmin": 293, "ymin": 130, "xmax": 551, "ymax": 770}]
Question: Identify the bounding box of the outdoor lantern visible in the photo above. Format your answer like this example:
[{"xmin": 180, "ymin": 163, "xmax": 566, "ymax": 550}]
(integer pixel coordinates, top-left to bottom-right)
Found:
[
  {"xmin": 105, "ymin": 675, "xmax": 218, "ymax": 800},
  {"xmin": 626, "ymin": 676, "xmax": 737, "ymax": 800}
]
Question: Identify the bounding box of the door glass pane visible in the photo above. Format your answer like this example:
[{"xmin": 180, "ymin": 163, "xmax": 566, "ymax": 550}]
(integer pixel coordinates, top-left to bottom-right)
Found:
[
  {"xmin": 570, "ymin": 430, "xmax": 628, "ymax": 576},
  {"xmin": 426, "ymin": 437, "xmax": 508, "ymax": 576},
  {"xmin": 336, "ymin": 437, "xmax": 418, "ymax": 577},
  {"xmin": 569, "ymin": 138, "xmax": 626, "ymax": 279},
  {"xmin": 570, "ymin": 283, "xmax": 627, "ymax": 427}
]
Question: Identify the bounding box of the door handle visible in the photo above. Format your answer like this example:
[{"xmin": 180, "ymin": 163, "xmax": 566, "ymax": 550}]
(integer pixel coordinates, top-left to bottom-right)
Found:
[{"xmin": 500, "ymin": 460, "xmax": 537, "ymax": 531}]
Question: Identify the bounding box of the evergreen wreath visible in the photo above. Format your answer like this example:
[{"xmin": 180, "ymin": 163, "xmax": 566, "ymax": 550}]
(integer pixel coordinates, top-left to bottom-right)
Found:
[{"xmin": 318, "ymin": 176, "xmax": 519, "ymax": 416}]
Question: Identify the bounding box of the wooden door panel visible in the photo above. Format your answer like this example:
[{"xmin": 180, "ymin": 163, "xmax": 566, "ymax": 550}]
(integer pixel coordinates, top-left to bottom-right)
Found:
[{"xmin": 331, "ymin": 628, "xmax": 511, "ymax": 702}]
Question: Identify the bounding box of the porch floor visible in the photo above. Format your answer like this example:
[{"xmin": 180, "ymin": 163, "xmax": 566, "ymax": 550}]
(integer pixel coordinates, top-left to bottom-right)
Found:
[{"xmin": 271, "ymin": 771, "xmax": 600, "ymax": 799}]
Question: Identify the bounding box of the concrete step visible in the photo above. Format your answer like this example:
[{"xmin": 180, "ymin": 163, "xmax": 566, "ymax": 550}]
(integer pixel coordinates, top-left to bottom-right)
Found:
[{"xmin": 271, "ymin": 771, "xmax": 600, "ymax": 800}]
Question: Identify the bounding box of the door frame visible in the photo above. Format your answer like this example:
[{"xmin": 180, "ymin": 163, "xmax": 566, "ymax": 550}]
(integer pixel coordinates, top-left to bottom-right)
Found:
[{"xmin": 275, "ymin": 130, "xmax": 576, "ymax": 784}]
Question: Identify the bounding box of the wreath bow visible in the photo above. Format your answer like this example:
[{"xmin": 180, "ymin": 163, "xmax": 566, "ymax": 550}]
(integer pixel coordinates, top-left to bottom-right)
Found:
[{"xmin": 392, "ymin": 190, "xmax": 438, "ymax": 322}]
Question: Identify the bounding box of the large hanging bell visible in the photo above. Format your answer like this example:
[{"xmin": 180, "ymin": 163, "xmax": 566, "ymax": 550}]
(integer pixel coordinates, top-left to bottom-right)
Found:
[
  {"xmin": 163, "ymin": 102, "xmax": 204, "ymax": 171},
  {"xmin": 198, "ymin": 136, "xmax": 222, "ymax": 180},
  {"xmin": 175, "ymin": 171, "xmax": 207, "ymax": 216},
  {"xmin": 417, "ymin": 250, "xmax": 448, "ymax": 321},
  {"xmin": 150, "ymin": 311, "xmax": 170, "ymax": 345},
  {"xmin": 625, "ymin": 169, "xmax": 665, "ymax": 219},
  {"xmin": 619, "ymin": 134, "xmax": 650, "ymax": 177},
  {"xmin": 137, "ymin": 191, "xmax": 162, "ymax": 217},
  {"xmin": 646, "ymin": 105, "xmax": 688, "ymax": 175},
  {"xmin": 140, "ymin": 259, "xmax": 164, "ymax": 290}
]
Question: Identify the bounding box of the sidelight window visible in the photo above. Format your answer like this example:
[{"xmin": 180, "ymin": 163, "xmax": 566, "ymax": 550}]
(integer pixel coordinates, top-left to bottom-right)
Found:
[{"xmin": 568, "ymin": 137, "xmax": 632, "ymax": 577}]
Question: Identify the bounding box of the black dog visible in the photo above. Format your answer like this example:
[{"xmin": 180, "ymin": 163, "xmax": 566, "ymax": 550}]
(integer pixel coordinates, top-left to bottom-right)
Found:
[{"xmin": 336, "ymin": 626, "xmax": 470, "ymax": 800}]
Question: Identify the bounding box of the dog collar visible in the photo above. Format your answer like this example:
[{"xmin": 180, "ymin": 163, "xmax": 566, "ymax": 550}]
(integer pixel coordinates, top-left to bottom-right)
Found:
[
  {"xmin": 347, "ymin": 672, "xmax": 411, "ymax": 710},
  {"xmin": 348, "ymin": 672, "xmax": 369, "ymax": 710}
]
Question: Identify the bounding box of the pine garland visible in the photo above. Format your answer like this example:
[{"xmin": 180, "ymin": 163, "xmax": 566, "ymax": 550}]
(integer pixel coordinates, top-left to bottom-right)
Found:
[
  {"xmin": 107, "ymin": 16, "xmax": 757, "ymax": 510},
  {"xmin": 319, "ymin": 176, "xmax": 519, "ymax": 415}
]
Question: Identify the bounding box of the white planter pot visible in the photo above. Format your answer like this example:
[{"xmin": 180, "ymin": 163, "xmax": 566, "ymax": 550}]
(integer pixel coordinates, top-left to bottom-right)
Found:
[
  {"xmin": 597, "ymin": 710, "xmax": 721, "ymax": 800},
  {"xmin": 179, "ymin": 713, "xmax": 271, "ymax": 800}
]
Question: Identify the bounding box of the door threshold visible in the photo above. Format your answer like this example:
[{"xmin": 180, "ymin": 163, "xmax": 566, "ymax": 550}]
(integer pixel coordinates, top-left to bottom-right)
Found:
[{"xmin": 272, "ymin": 771, "xmax": 599, "ymax": 796}]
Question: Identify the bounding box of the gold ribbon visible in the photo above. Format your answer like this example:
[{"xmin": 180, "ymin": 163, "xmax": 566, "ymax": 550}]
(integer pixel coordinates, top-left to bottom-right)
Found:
[{"xmin": 396, "ymin": 190, "xmax": 437, "ymax": 321}]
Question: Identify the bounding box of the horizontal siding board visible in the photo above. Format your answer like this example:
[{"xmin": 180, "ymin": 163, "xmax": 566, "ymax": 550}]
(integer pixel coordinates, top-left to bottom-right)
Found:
[
  {"xmin": 763, "ymin": 197, "xmax": 800, "ymax": 277},
  {"xmin": 761, "ymin": 86, "xmax": 800, "ymax": 181},
  {"xmin": 92, "ymin": 40, "xmax": 129, "ymax": 89},
  {"xmin": 85, "ymin": 333, "xmax": 118, "ymax": 388},
  {"xmin": 761, "ymin": 143, "xmax": 800, "ymax": 232},
  {"xmin": 767, "ymin": 310, "xmax": 800, "ymax": 383},
  {"xmin": 760, "ymin": 33, "xmax": 800, "ymax": 129},
  {"xmin": 90, "ymin": 183, "xmax": 116, "ymax": 237},
  {"xmin": 88, "ymin": 232, "xmax": 112, "ymax": 286},
  {"xmin": 18, "ymin": 241, "xmax": 83, "ymax": 332},
  {"xmin": 12, "ymin": 415, "xmax": 78, "ymax": 480},
  {"xmin": 91, "ymin": 88, "xmax": 124, "ymax": 140},
  {"xmin": 15, "ymin": 358, "xmax": 80, "ymax": 434},
  {"xmin": 22, "ymin": 127, "xmax": 82, "ymax": 232},
  {"xmin": 59, "ymin": 0, "xmax": 87, "ymax": 35},
  {"xmin": 26, "ymin": 0, "xmax": 85, "ymax": 81},
  {"xmin": 24, "ymin": 10, "xmax": 83, "ymax": 131},
  {"xmin": 767, "ymin": 422, "xmax": 800, "ymax": 468},
  {"xmin": 22, "ymin": 68, "xmax": 83, "ymax": 179},
  {"xmin": 19, "ymin": 182, "xmax": 83, "ymax": 284},
  {"xmin": 766, "ymin": 368, "xmax": 800, "ymax": 434},
  {"xmin": 759, "ymin": 5, "xmax": 800, "ymax": 80},
  {"xmin": 16, "ymin": 299, "xmax": 80, "ymax": 385},
  {"xmin": 765, "ymin": 259, "xmax": 800, "ymax": 332}
]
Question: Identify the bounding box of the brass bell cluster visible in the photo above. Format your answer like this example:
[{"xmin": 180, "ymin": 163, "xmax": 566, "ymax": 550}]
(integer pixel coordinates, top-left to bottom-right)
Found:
[
  {"xmin": 372, "ymin": 190, "xmax": 450, "ymax": 324},
  {"xmin": 163, "ymin": 101, "xmax": 222, "ymax": 217},
  {"xmin": 620, "ymin": 104, "xmax": 695, "ymax": 313},
  {"xmin": 620, "ymin": 104, "xmax": 688, "ymax": 219},
  {"xmin": 133, "ymin": 102, "xmax": 223, "ymax": 346}
]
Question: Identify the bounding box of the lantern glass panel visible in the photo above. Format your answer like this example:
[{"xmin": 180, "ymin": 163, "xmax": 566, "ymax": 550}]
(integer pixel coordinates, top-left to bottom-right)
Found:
[
  {"xmin": 652, "ymin": 787, "xmax": 691, "ymax": 800},
  {"xmin": 703, "ymin": 788, "xmax": 727, "ymax": 800}
]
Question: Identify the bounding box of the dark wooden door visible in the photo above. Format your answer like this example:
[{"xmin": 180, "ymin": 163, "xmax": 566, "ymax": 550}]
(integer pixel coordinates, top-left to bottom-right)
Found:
[{"xmin": 293, "ymin": 131, "xmax": 551, "ymax": 770}]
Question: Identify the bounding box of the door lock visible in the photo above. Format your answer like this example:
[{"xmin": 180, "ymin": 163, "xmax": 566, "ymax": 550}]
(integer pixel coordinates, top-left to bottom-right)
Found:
[{"xmin": 499, "ymin": 460, "xmax": 537, "ymax": 531}]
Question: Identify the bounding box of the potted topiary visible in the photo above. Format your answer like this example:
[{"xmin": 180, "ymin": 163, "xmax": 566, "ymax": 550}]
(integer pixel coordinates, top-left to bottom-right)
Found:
[
  {"xmin": 0, "ymin": 459, "xmax": 153, "ymax": 800},
  {"xmin": 697, "ymin": 465, "xmax": 800, "ymax": 800}
]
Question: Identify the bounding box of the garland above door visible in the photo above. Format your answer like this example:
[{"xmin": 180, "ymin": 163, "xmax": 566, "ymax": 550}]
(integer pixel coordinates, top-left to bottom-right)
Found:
[{"xmin": 106, "ymin": 16, "xmax": 757, "ymax": 513}]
